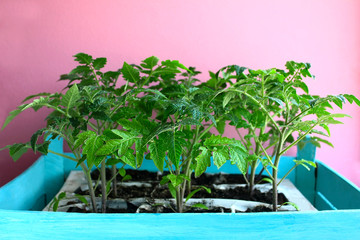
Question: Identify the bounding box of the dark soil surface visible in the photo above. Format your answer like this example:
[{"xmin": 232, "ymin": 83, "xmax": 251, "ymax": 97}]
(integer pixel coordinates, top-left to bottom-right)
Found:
[{"xmin": 69, "ymin": 169, "xmax": 288, "ymax": 213}]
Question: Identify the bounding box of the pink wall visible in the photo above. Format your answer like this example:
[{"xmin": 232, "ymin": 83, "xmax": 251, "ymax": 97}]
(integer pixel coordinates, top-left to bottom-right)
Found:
[{"xmin": 1, "ymin": 0, "xmax": 360, "ymax": 186}]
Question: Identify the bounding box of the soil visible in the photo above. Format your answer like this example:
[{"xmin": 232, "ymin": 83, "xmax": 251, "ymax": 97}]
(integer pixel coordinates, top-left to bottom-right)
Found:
[{"xmin": 66, "ymin": 169, "xmax": 288, "ymax": 213}]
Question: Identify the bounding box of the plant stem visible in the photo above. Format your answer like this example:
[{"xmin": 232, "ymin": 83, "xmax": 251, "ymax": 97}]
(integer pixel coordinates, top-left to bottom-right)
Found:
[
  {"xmin": 48, "ymin": 150, "xmax": 77, "ymax": 162},
  {"xmin": 100, "ymin": 160, "xmax": 107, "ymax": 213},
  {"xmin": 272, "ymin": 129, "xmax": 285, "ymax": 211},
  {"xmin": 81, "ymin": 163, "xmax": 97, "ymax": 213},
  {"xmin": 112, "ymin": 165, "xmax": 118, "ymax": 197},
  {"xmin": 176, "ymin": 188, "xmax": 183, "ymax": 213}
]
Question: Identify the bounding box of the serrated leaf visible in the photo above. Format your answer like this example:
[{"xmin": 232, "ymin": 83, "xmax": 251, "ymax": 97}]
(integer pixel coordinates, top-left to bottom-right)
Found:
[
  {"xmin": 167, "ymin": 174, "xmax": 184, "ymax": 188},
  {"xmin": 73, "ymin": 53, "xmax": 93, "ymax": 64},
  {"xmin": 120, "ymin": 149, "xmax": 137, "ymax": 168},
  {"xmin": 204, "ymin": 135, "xmax": 234, "ymax": 146},
  {"xmin": 37, "ymin": 141, "xmax": 51, "ymax": 155},
  {"xmin": 30, "ymin": 129, "xmax": 45, "ymax": 152},
  {"xmin": 96, "ymin": 139, "xmax": 123, "ymax": 155},
  {"xmin": 141, "ymin": 56, "xmax": 159, "ymax": 69},
  {"xmin": 229, "ymin": 146, "xmax": 248, "ymax": 174},
  {"xmin": 195, "ymin": 147, "xmax": 211, "ymax": 177},
  {"xmin": 213, "ymin": 148, "xmax": 229, "ymax": 168},
  {"xmin": 82, "ymin": 135, "xmax": 104, "ymax": 167},
  {"xmin": 165, "ymin": 131, "xmax": 185, "ymax": 169},
  {"xmin": 60, "ymin": 84, "xmax": 80, "ymax": 113},
  {"xmin": 69, "ymin": 65, "xmax": 91, "ymax": 75},
  {"xmin": 344, "ymin": 94, "xmax": 360, "ymax": 107},
  {"xmin": 1, "ymin": 143, "xmax": 30, "ymax": 162},
  {"xmin": 148, "ymin": 139, "xmax": 166, "ymax": 172},
  {"xmin": 122, "ymin": 62, "xmax": 140, "ymax": 83},
  {"xmin": 22, "ymin": 92, "xmax": 52, "ymax": 103},
  {"xmin": 93, "ymin": 57, "xmax": 107, "ymax": 70},
  {"xmin": 74, "ymin": 131, "xmax": 97, "ymax": 149},
  {"xmin": 223, "ymin": 92, "xmax": 236, "ymax": 108},
  {"xmin": 135, "ymin": 139, "xmax": 145, "ymax": 168},
  {"xmin": 1, "ymin": 108, "xmax": 22, "ymax": 130}
]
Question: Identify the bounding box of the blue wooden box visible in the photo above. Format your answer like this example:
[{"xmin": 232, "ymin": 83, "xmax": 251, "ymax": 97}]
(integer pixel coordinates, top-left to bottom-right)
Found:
[{"xmin": 1, "ymin": 137, "xmax": 360, "ymax": 239}]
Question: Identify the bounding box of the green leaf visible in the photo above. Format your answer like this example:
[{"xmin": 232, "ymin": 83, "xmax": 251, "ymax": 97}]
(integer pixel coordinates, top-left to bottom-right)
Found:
[
  {"xmin": 168, "ymin": 182, "xmax": 176, "ymax": 198},
  {"xmin": 328, "ymin": 113, "xmax": 351, "ymax": 118},
  {"xmin": 60, "ymin": 84, "xmax": 80, "ymax": 113},
  {"xmin": 281, "ymin": 202, "xmax": 300, "ymax": 211},
  {"xmin": 73, "ymin": 53, "xmax": 93, "ymax": 64},
  {"xmin": 294, "ymin": 159, "xmax": 316, "ymax": 171},
  {"xmin": 122, "ymin": 62, "xmax": 140, "ymax": 83},
  {"xmin": 223, "ymin": 92, "xmax": 236, "ymax": 108},
  {"xmin": 96, "ymin": 139, "xmax": 123, "ymax": 155},
  {"xmin": 167, "ymin": 174, "xmax": 184, "ymax": 188},
  {"xmin": 213, "ymin": 147, "xmax": 229, "ymax": 168},
  {"xmin": 30, "ymin": 129, "xmax": 45, "ymax": 152},
  {"xmin": 74, "ymin": 131, "xmax": 97, "ymax": 149},
  {"xmin": 164, "ymin": 131, "xmax": 185, "ymax": 169},
  {"xmin": 1, "ymin": 143, "xmax": 30, "ymax": 162},
  {"xmin": 82, "ymin": 134, "xmax": 104, "ymax": 167},
  {"xmin": 37, "ymin": 141, "xmax": 51, "ymax": 155},
  {"xmin": 1, "ymin": 108, "xmax": 22, "ymax": 130},
  {"xmin": 148, "ymin": 139, "xmax": 166, "ymax": 172},
  {"xmin": 215, "ymin": 120, "xmax": 226, "ymax": 135},
  {"xmin": 229, "ymin": 146, "xmax": 248, "ymax": 174},
  {"xmin": 120, "ymin": 149, "xmax": 137, "ymax": 168},
  {"xmin": 311, "ymin": 137, "xmax": 334, "ymax": 148},
  {"xmin": 190, "ymin": 203, "xmax": 209, "ymax": 210},
  {"xmin": 21, "ymin": 97, "xmax": 52, "ymax": 112},
  {"xmin": 118, "ymin": 168, "xmax": 126, "ymax": 177},
  {"xmin": 92, "ymin": 57, "xmax": 107, "ymax": 70},
  {"xmin": 268, "ymin": 97, "xmax": 285, "ymax": 107},
  {"xmin": 344, "ymin": 94, "xmax": 360, "ymax": 107},
  {"xmin": 69, "ymin": 65, "xmax": 91, "ymax": 75},
  {"xmin": 179, "ymin": 118, "xmax": 202, "ymax": 126},
  {"xmin": 185, "ymin": 186, "xmax": 211, "ymax": 203},
  {"xmin": 195, "ymin": 147, "xmax": 211, "ymax": 177},
  {"xmin": 141, "ymin": 56, "xmax": 159, "ymax": 69},
  {"xmin": 75, "ymin": 194, "xmax": 89, "ymax": 205},
  {"xmin": 204, "ymin": 135, "xmax": 235, "ymax": 146},
  {"xmin": 22, "ymin": 93, "xmax": 52, "ymax": 103}
]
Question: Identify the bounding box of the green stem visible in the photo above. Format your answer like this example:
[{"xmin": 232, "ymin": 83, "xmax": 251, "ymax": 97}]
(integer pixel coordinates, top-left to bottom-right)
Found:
[
  {"xmin": 80, "ymin": 163, "xmax": 97, "ymax": 213},
  {"xmin": 48, "ymin": 150, "xmax": 77, "ymax": 162},
  {"xmin": 279, "ymin": 121, "xmax": 319, "ymax": 156},
  {"xmin": 100, "ymin": 160, "xmax": 107, "ymax": 213},
  {"xmin": 230, "ymin": 89, "xmax": 281, "ymax": 133},
  {"xmin": 277, "ymin": 164, "xmax": 298, "ymax": 186}
]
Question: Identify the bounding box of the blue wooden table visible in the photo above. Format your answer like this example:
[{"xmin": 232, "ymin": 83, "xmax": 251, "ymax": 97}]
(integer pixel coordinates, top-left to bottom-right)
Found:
[{"xmin": 1, "ymin": 209, "xmax": 360, "ymax": 239}]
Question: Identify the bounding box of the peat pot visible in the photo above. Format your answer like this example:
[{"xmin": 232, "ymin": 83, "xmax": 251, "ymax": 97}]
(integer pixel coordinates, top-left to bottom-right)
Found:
[{"xmin": 1, "ymin": 138, "xmax": 360, "ymax": 239}]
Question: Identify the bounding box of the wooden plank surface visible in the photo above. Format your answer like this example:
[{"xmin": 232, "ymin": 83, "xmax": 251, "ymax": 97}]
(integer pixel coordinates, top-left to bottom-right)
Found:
[{"xmin": 0, "ymin": 210, "xmax": 359, "ymax": 239}]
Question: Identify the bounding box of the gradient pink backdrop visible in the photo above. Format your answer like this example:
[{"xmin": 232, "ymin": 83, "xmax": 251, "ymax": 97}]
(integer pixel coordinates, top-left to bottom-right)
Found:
[{"xmin": 1, "ymin": 0, "xmax": 360, "ymax": 186}]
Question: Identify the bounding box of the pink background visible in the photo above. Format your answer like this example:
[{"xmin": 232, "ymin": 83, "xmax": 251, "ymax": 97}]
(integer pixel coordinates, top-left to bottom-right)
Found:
[{"xmin": 1, "ymin": 0, "xmax": 359, "ymax": 186}]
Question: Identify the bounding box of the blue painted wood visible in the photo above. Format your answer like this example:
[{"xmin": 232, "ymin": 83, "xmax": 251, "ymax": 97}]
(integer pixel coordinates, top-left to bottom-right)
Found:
[
  {"xmin": 0, "ymin": 157, "xmax": 46, "ymax": 210},
  {"xmin": 0, "ymin": 210, "xmax": 360, "ymax": 239},
  {"xmin": 315, "ymin": 161, "xmax": 360, "ymax": 210}
]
